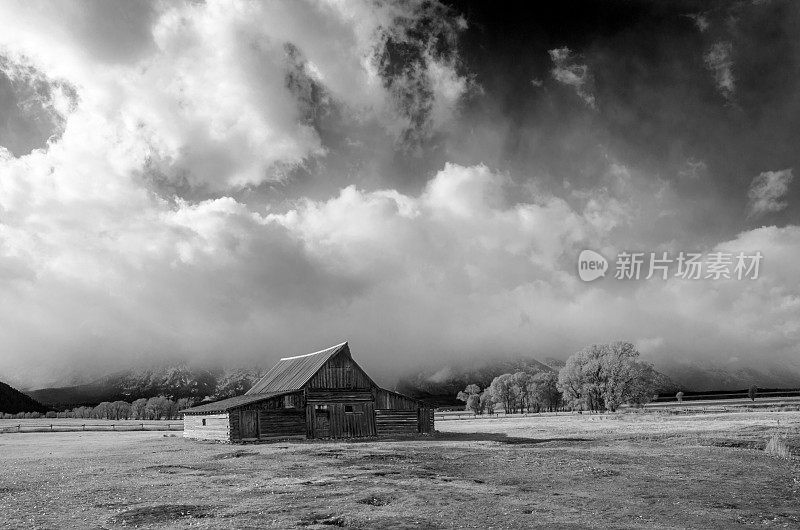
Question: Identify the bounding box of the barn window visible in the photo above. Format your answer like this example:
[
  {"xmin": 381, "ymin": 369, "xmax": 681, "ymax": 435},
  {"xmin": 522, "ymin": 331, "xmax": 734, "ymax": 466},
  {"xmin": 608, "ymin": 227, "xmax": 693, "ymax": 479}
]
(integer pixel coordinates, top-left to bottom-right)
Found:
[
  {"xmin": 315, "ymin": 404, "xmax": 328, "ymax": 411},
  {"xmin": 202, "ymin": 419, "xmax": 207, "ymax": 426},
  {"xmin": 283, "ymin": 395, "xmax": 295, "ymax": 409},
  {"xmin": 344, "ymin": 405, "xmax": 354, "ymax": 413}
]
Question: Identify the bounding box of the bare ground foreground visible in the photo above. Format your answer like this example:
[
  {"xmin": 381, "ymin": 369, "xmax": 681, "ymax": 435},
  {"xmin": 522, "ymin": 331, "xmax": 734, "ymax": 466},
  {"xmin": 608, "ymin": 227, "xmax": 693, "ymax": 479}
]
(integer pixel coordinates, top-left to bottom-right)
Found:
[{"xmin": 1, "ymin": 412, "xmax": 799, "ymax": 529}]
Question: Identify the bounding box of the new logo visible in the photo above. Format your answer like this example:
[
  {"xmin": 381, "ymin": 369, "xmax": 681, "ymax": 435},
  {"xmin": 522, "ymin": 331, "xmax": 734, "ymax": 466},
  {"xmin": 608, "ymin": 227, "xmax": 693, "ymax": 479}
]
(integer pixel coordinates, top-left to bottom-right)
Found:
[{"xmin": 578, "ymin": 250, "xmax": 608, "ymax": 282}]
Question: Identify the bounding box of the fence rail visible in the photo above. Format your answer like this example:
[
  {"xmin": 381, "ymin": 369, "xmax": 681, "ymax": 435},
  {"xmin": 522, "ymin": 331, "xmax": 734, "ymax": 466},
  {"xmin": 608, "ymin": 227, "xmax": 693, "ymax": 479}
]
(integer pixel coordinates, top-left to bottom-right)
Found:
[
  {"xmin": 435, "ymin": 412, "xmax": 561, "ymax": 421},
  {"xmin": 0, "ymin": 422, "xmax": 183, "ymax": 434}
]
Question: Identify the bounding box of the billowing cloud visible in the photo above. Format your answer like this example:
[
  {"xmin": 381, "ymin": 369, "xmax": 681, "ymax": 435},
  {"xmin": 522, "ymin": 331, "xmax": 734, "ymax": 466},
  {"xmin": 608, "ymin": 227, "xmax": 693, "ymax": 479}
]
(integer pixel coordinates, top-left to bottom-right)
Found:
[
  {"xmin": 1, "ymin": 1, "xmax": 800, "ymax": 390},
  {"xmin": 0, "ymin": 0, "xmax": 471, "ymax": 190},
  {"xmin": 0, "ymin": 158, "xmax": 610, "ymax": 384},
  {"xmin": 2, "ymin": 138, "xmax": 800, "ymax": 386},
  {"xmin": 747, "ymin": 169, "xmax": 793, "ymax": 217},
  {"xmin": 548, "ymin": 47, "xmax": 595, "ymax": 109},
  {"xmin": 704, "ymin": 41, "xmax": 735, "ymax": 101}
]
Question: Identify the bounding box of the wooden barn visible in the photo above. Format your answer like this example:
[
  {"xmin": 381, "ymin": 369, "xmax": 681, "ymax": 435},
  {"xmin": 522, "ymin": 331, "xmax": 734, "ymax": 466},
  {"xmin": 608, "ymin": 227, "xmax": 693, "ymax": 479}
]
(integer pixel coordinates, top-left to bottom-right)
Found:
[{"xmin": 181, "ymin": 342, "xmax": 434, "ymax": 443}]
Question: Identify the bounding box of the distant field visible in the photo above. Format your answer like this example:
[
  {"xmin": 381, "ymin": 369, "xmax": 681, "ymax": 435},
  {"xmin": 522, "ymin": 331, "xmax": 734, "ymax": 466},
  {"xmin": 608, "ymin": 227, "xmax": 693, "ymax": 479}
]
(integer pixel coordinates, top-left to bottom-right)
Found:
[
  {"xmin": 435, "ymin": 395, "xmax": 800, "ymax": 420},
  {"xmin": 645, "ymin": 395, "xmax": 800, "ymax": 409},
  {"xmin": 1, "ymin": 411, "xmax": 798, "ymax": 528}
]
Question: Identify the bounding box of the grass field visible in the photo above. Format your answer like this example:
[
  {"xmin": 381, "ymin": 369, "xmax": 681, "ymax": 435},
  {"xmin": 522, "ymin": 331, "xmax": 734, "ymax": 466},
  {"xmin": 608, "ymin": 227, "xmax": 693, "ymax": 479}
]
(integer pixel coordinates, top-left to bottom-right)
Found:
[{"xmin": 1, "ymin": 411, "xmax": 799, "ymax": 529}]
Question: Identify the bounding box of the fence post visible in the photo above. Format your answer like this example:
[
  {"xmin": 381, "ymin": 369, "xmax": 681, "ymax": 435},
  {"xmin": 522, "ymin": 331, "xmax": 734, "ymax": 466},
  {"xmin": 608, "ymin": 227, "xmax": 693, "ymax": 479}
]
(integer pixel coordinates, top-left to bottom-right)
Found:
[
  {"xmin": 50, "ymin": 424, "xmax": 53, "ymax": 431},
  {"xmin": 82, "ymin": 424, "xmax": 85, "ymax": 431},
  {"xmin": 141, "ymin": 423, "xmax": 144, "ymax": 431}
]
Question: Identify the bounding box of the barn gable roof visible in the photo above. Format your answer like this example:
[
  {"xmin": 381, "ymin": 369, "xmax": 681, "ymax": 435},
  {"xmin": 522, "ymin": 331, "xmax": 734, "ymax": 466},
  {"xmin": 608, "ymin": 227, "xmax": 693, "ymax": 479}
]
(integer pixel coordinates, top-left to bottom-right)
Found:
[
  {"xmin": 180, "ymin": 391, "xmax": 291, "ymax": 414},
  {"xmin": 245, "ymin": 341, "xmax": 354, "ymax": 394}
]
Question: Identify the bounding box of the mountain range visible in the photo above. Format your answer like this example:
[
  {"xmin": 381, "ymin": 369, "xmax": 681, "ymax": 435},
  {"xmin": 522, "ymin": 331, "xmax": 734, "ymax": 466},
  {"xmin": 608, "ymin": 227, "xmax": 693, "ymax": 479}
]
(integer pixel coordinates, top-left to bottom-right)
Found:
[
  {"xmin": 655, "ymin": 358, "xmax": 800, "ymax": 392},
  {"xmin": 18, "ymin": 355, "xmax": 800, "ymax": 409},
  {"xmin": 1, "ymin": 380, "xmax": 47, "ymax": 414},
  {"xmin": 24, "ymin": 364, "xmax": 265, "ymax": 408}
]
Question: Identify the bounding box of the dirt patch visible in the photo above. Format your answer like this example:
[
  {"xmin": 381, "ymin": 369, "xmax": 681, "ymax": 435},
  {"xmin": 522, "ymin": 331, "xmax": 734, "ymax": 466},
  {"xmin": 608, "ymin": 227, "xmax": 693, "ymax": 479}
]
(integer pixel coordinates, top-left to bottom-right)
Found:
[
  {"xmin": 313, "ymin": 449, "xmax": 346, "ymax": 458},
  {"xmin": 702, "ymin": 438, "xmax": 762, "ymax": 450},
  {"xmin": 144, "ymin": 464, "xmax": 201, "ymax": 473},
  {"xmin": 710, "ymin": 501, "xmax": 740, "ymax": 509},
  {"xmin": 108, "ymin": 504, "xmax": 214, "ymax": 525},
  {"xmin": 210, "ymin": 450, "xmax": 259, "ymax": 460},
  {"xmin": 359, "ymin": 452, "xmax": 411, "ymax": 461},
  {"xmin": 498, "ymin": 436, "xmax": 590, "ymax": 446},
  {"xmin": 298, "ymin": 513, "xmax": 346, "ymax": 527},
  {"xmin": 358, "ymin": 495, "xmax": 390, "ymax": 506},
  {"xmin": 581, "ymin": 466, "xmax": 621, "ymax": 478}
]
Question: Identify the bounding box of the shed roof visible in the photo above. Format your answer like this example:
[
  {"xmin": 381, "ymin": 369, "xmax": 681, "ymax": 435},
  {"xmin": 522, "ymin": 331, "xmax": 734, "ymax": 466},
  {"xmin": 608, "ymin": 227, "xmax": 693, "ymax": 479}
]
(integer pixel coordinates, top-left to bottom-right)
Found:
[
  {"xmin": 181, "ymin": 391, "xmax": 290, "ymax": 414},
  {"xmin": 245, "ymin": 341, "xmax": 350, "ymax": 395}
]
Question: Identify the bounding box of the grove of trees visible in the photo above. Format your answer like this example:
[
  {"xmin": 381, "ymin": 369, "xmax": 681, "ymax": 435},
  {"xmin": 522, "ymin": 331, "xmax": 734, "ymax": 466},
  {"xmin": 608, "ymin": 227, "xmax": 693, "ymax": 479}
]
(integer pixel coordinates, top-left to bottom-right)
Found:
[
  {"xmin": 456, "ymin": 368, "xmax": 563, "ymax": 415},
  {"xmin": 455, "ymin": 341, "xmax": 664, "ymax": 414},
  {"xmin": 0, "ymin": 396, "xmax": 195, "ymax": 420}
]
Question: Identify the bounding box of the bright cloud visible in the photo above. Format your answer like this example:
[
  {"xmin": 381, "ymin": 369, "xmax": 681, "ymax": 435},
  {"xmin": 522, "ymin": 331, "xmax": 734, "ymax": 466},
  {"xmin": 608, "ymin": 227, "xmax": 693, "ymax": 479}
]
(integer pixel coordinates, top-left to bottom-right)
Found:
[
  {"xmin": 548, "ymin": 47, "xmax": 595, "ymax": 109},
  {"xmin": 747, "ymin": 169, "xmax": 793, "ymax": 217},
  {"xmin": 704, "ymin": 41, "xmax": 735, "ymax": 101},
  {"xmin": 0, "ymin": 0, "xmax": 471, "ymax": 190},
  {"xmin": 2, "ymin": 137, "xmax": 800, "ymax": 386}
]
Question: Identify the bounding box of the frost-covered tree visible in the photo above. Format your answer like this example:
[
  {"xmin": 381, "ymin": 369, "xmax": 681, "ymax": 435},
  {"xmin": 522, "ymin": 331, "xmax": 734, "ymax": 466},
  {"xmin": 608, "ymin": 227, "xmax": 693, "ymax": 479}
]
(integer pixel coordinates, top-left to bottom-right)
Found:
[{"xmin": 557, "ymin": 342, "xmax": 659, "ymax": 412}]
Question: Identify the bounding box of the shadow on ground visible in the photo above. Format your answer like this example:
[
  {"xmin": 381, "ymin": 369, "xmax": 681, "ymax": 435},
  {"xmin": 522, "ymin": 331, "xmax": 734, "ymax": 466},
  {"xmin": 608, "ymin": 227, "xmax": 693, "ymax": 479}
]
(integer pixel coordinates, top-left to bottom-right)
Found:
[{"xmin": 228, "ymin": 431, "xmax": 593, "ymax": 447}]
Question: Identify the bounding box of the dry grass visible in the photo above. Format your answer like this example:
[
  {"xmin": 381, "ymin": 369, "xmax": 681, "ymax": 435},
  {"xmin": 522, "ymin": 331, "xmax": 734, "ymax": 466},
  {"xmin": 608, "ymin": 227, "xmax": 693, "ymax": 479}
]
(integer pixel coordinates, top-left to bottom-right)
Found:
[
  {"xmin": 765, "ymin": 433, "xmax": 792, "ymax": 460},
  {"xmin": 0, "ymin": 411, "xmax": 798, "ymax": 528}
]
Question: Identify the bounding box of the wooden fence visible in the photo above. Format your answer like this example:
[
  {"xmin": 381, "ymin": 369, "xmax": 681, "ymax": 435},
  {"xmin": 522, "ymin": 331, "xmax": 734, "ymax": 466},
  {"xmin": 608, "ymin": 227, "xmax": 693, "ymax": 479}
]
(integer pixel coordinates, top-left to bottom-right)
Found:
[{"xmin": 0, "ymin": 422, "xmax": 184, "ymax": 434}]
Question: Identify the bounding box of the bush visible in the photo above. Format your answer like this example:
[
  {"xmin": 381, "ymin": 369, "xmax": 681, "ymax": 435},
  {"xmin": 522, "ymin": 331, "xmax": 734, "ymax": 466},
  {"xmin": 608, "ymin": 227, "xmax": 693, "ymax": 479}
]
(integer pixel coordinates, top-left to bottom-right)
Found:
[{"xmin": 764, "ymin": 434, "xmax": 791, "ymax": 460}]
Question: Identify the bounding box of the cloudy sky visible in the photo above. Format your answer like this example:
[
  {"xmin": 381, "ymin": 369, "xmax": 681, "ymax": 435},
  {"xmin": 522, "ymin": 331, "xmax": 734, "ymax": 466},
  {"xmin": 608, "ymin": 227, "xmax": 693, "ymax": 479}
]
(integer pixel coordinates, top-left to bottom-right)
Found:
[{"xmin": 1, "ymin": 0, "xmax": 799, "ymax": 388}]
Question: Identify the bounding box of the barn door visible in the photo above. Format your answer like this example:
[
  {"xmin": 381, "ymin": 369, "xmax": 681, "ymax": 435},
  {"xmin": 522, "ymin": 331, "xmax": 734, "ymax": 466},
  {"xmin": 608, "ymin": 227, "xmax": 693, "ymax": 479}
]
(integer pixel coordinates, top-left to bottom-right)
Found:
[
  {"xmin": 240, "ymin": 410, "xmax": 258, "ymax": 440},
  {"xmin": 313, "ymin": 405, "xmax": 330, "ymax": 438},
  {"xmin": 339, "ymin": 403, "xmax": 373, "ymax": 438}
]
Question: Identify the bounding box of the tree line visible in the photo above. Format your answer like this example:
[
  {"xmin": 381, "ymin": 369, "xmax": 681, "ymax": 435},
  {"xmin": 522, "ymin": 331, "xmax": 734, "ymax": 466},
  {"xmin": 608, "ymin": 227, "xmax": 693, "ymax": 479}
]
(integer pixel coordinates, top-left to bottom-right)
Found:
[
  {"xmin": 0, "ymin": 396, "xmax": 196, "ymax": 420},
  {"xmin": 456, "ymin": 371, "xmax": 562, "ymax": 415},
  {"xmin": 456, "ymin": 342, "xmax": 665, "ymax": 414}
]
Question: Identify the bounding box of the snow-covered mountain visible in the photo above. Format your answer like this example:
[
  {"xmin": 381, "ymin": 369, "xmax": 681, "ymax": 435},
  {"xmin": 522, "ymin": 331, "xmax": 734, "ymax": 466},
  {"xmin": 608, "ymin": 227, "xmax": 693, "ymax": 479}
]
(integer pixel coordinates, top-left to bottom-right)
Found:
[{"xmin": 25, "ymin": 363, "xmax": 265, "ymax": 407}]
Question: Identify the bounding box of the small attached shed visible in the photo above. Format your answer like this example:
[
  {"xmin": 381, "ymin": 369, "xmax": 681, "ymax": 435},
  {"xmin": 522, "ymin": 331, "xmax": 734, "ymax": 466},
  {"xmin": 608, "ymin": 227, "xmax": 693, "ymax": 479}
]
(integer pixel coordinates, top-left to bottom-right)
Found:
[{"xmin": 182, "ymin": 342, "xmax": 434, "ymax": 443}]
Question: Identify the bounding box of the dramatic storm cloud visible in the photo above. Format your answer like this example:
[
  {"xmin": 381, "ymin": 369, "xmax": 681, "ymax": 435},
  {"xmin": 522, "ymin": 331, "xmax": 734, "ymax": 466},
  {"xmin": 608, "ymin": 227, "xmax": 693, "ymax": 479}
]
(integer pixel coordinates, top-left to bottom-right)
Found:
[{"xmin": 1, "ymin": 0, "xmax": 800, "ymax": 388}]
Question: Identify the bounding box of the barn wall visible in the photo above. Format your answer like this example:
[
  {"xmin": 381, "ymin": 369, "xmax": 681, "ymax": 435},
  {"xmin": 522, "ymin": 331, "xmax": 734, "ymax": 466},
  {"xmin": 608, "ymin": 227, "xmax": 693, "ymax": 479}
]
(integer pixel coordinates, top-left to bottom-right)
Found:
[
  {"xmin": 183, "ymin": 413, "xmax": 231, "ymax": 442},
  {"xmin": 307, "ymin": 390, "xmax": 373, "ymax": 402},
  {"xmin": 374, "ymin": 388, "xmax": 435, "ymax": 435},
  {"xmin": 330, "ymin": 402, "xmax": 375, "ymax": 438},
  {"xmin": 375, "ymin": 410, "xmax": 418, "ymax": 436},
  {"xmin": 374, "ymin": 388, "xmax": 419, "ymax": 411},
  {"xmin": 307, "ymin": 352, "xmax": 372, "ymax": 390},
  {"xmin": 307, "ymin": 399, "xmax": 376, "ymax": 438},
  {"xmin": 229, "ymin": 392, "xmax": 307, "ymax": 442},
  {"xmin": 419, "ymin": 407, "xmax": 435, "ymax": 433}
]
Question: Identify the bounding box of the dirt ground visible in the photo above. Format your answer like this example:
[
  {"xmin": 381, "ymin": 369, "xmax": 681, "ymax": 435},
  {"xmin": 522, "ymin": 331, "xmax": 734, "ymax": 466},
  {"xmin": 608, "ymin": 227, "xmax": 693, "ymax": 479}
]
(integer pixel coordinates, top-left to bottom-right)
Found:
[{"xmin": 1, "ymin": 411, "xmax": 798, "ymax": 529}]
